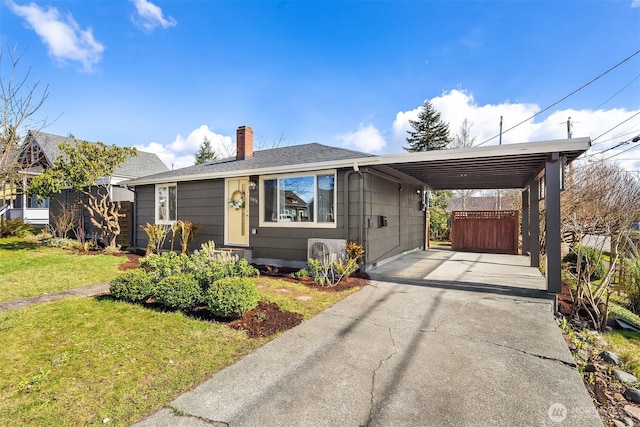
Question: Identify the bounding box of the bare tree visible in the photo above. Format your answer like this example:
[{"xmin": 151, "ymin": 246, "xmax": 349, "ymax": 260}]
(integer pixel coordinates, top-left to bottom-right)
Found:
[
  {"xmin": 561, "ymin": 161, "xmax": 640, "ymax": 329},
  {"xmin": 1, "ymin": 47, "xmax": 49, "ymax": 205},
  {"xmin": 450, "ymin": 119, "xmax": 477, "ymax": 209}
]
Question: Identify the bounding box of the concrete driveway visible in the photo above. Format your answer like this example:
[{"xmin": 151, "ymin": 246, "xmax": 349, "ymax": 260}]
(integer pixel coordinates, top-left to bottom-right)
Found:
[{"xmin": 134, "ymin": 249, "xmax": 601, "ymax": 427}]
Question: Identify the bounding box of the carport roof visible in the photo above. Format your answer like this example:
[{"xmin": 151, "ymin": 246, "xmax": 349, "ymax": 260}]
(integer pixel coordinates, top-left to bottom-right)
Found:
[
  {"xmin": 379, "ymin": 137, "xmax": 591, "ymax": 190},
  {"xmin": 124, "ymin": 137, "xmax": 591, "ymax": 191}
]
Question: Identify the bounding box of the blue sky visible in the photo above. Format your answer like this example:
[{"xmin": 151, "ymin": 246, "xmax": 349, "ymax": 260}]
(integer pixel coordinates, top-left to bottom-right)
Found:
[{"xmin": 2, "ymin": 0, "xmax": 640, "ymax": 170}]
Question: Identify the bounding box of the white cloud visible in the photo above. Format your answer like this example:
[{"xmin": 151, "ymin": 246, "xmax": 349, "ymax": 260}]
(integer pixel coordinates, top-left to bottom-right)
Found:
[
  {"xmin": 8, "ymin": 1, "xmax": 104, "ymax": 72},
  {"xmin": 136, "ymin": 125, "xmax": 233, "ymax": 169},
  {"xmin": 632, "ymin": 0, "xmax": 640, "ymax": 8},
  {"xmin": 130, "ymin": 0, "xmax": 176, "ymax": 31},
  {"xmin": 388, "ymin": 89, "xmax": 640, "ymax": 170},
  {"xmin": 339, "ymin": 123, "xmax": 386, "ymax": 153},
  {"xmin": 390, "ymin": 90, "xmax": 541, "ymax": 148}
]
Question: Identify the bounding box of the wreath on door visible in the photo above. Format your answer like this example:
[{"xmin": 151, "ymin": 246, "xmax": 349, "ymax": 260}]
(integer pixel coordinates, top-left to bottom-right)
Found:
[{"xmin": 228, "ymin": 190, "xmax": 245, "ymax": 210}]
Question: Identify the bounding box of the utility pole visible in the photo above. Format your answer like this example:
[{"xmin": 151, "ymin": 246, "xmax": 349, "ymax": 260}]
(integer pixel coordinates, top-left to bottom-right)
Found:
[
  {"xmin": 567, "ymin": 117, "xmax": 573, "ymax": 139},
  {"xmin": 499, "ymin": 116, "xmax": 503, "ymax": 145}
]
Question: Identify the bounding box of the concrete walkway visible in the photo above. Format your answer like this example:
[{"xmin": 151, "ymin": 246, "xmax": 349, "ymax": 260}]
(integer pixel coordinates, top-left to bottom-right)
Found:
[
  {"xmin": 0, "ymin": 282, "xmax": 110, "ymax": 311},
  {"xmin": 135, "ymin": 249, "xmax": 602, "ymax": 427}
]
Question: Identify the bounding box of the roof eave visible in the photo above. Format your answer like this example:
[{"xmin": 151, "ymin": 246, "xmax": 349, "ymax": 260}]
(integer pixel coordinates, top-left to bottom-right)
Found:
[
  {"xmin": 377, "ymin": 137, "xmax": 591, "ymax": 165},
  {"xmin": 124, "ymin": 156, "xmax": 380, "ymax": 186}
]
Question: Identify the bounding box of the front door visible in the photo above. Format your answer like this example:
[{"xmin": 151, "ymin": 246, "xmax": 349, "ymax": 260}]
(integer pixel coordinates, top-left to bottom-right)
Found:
[{"xmin": 226, "ymin": 177, "xmax": 249, "ymax": 246}]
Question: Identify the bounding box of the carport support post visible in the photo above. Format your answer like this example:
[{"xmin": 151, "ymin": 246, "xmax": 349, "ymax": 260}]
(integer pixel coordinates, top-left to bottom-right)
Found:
[
  {"xmin": 529, "ymin": 181, "xmax": 540, "ymax": 268},
  {"xmin": 545, "ymin": 157, "xmax": 562, "ymax": 294},
  {"xmin": 521, "ymin": 189, "xmax": 530, "ymax": 255}
]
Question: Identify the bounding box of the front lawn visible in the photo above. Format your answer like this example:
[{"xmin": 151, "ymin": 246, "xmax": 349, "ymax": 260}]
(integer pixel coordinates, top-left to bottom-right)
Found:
[
  {"xmin": 0, "ymin": 278, "xmax": 359, "ymax": 426},
  {"xmin": 0, "ymin": 237, "xmax": 127, "ymax": 302}
]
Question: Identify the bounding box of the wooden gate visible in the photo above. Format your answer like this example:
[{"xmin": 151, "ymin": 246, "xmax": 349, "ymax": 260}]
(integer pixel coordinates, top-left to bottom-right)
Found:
[{"xmin": 450, "ymin": 210, "xmax": 519, "ymax": 255}]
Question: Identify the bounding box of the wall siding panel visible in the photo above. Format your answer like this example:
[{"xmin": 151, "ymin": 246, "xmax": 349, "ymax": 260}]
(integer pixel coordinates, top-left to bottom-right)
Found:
[{"xmin": 133, "ymin": 168, "xmax": 425, "ymax": 265}]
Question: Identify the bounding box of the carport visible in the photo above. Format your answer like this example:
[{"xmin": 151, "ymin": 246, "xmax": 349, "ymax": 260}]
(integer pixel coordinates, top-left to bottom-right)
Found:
[{"xmin": 376, "ymin": 137, "xmax": 591, "ymax": 294}]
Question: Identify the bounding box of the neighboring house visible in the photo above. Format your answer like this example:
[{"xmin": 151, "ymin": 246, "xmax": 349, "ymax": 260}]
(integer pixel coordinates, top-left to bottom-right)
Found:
[
  {"xmin": 0, "ymin": 131, "xmax": 168, "ymax": 243},
  {"xmin": 124, "ymin": 125, "xmax": 590, "ymax": 288}
]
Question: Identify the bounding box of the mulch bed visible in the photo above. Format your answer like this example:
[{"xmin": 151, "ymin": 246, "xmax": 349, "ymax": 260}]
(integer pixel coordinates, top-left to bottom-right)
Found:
[
  {"xmin": 118, "ymin": 252, "xmax": 142, "ymax": 270},
  {"xmin": 228, "ymin": 301, "xmax": 303, "ymax": 338},
  {"xmin": 253, "ymin": 264, "xmax": 369, "ymax": 292},
  {"xmin": 108, "ymin": 255, "xmax": 368, "ymax": 339}
]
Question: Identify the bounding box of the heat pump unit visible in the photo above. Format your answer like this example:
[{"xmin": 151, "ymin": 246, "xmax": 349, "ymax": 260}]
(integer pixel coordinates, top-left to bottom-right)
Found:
[{"xmin": 307, "ymin": 238, "xmax": 347, "ymax": 263}]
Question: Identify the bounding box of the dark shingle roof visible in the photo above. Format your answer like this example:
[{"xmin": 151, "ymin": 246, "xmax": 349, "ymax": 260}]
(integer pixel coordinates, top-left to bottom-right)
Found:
[
  {"xmin": 29, "ymin": 131, "xmax": 168, "ymax": 178},
  {"xmin": 127, "ymin": 143, "xmax": 374, "ymax": 184}
]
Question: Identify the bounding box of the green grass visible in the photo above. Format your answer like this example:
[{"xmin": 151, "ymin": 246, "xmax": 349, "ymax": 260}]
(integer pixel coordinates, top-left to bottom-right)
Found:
[
  {"xmin": 0, "ymin": 276, "xmax": 362, "ymax": 426},
  {"xmin": 0, "ymin": 237, "xmax": 127, "ymax": 302},
  {"xmin": 603, "ymin": 329, "xmax": 640, "ymax": 379},
  {"xmin": 255, "ymin": 277, "xmax": 361, "ymax": 319}
]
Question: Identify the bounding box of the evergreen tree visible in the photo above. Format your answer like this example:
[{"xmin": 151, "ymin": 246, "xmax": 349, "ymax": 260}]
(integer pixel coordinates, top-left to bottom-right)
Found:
[
  {"xmin": 404, "ymin": 100, "xmax": 450, "ymax": 152},
  {"xmin": 194, "ymin": 136, "xmax": 217, "ymax": 165}
]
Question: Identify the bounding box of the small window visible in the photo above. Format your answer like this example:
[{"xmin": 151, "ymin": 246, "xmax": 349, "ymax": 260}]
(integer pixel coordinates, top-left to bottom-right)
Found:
[
  {"xmin": 261, "ymin": 171, "xmax": 336, "ymax": 228},
  {"xmin": 156, "ymin": 183, "xmax": 177, "ymax": 224}
]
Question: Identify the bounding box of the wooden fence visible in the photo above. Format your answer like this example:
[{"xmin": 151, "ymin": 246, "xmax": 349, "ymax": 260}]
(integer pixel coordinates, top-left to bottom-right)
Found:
[{"xmin": 451, "ymin": 210, "xmax": 519, "ymax": 255}]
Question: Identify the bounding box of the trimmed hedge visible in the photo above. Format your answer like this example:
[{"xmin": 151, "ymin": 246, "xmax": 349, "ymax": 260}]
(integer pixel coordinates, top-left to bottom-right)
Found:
[
  {"xmin": 204, "ymin": 277, "xmax": 260, "ymax": 319},
  {"xmin": 109, "ymin": 269, "xmax": 154, "ymax": 303},
  {"xmin": 154, "ymin": 273, "xmax": 202, "ymax": 311}
]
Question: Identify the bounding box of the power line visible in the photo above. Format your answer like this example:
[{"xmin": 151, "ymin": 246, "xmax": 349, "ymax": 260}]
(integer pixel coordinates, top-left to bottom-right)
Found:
[
  {"xmin": 602, "ymin": 140, "xmax": 640, "ymax": 161},
  {"xmin": 586, "ymin": 134, "xmax": 640, "ymax": 158},
  {"xmin": 591, "ymin": 128, "xmax": 640, "ymax": 145},
  {"xmin": 594, "ymin": 73, "xmax": 640, "ymax": 110},
  {"xmin": 475, "ymin": 49, "xmax": 640, "ymax": 147},
  {"xmin": 592, "ymin": 111, "xmax": 640, "ymax": 142}
]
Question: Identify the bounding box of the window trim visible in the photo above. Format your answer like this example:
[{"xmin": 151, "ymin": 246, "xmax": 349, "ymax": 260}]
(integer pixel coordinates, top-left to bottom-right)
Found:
[
  {"xmin": 155, "ymin": 183, "xmax": 177, "ymax": 224},
  {"xmin": 259, "ymin": 170, "xmax": 337, "ymax": 228}
]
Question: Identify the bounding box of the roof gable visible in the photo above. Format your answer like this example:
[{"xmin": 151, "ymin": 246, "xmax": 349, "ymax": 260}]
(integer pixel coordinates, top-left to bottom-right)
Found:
[{"xmin": 26, "ymin": 131, "xmax": 168, "ymax": 178}]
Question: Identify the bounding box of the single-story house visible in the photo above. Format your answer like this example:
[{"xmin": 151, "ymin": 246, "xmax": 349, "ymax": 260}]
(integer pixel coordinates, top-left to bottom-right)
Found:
[
  {"xmin": 124, "ymin": 125, "xmax": 591, "ymax": 294},
  {"xmin": 1, "ymin": 131, "xmax": 168, "ymax": 243}
]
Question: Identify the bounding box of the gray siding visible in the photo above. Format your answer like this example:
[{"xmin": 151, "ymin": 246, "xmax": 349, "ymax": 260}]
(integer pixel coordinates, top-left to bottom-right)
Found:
[
  {"xmin": 362, "ymin": 171, "xmax": 425, "ymax": 265},
  {"xmin": 133, "ymin": 167, "xmax": 425, "ymax": 265},
  {"xmin": 249, "ymin": 172, "xmax": 347, "ymax": 261},
  {"xmin": 135, "ymin": 181, "xmax": 225, "ymax": 251}
]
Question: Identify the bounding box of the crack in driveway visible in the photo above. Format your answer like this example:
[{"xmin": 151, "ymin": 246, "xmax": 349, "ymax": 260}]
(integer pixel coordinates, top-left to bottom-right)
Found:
[
  {"xmin": 169, "ymin": 406, "xmax": 230, "ymax": 426},
  {"xmin": 467, "ymin": 337, "xmax": 577, "ymax": 368},
  {"xmin": 363, "ymin": 327, "xmax": 398, "ymax": 427}
]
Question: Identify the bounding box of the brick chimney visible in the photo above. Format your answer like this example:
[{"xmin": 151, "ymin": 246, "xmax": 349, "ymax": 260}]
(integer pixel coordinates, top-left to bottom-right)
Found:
[{"xmin": 236, "ymin": 126, "xmax": 253, "ymax": 160}]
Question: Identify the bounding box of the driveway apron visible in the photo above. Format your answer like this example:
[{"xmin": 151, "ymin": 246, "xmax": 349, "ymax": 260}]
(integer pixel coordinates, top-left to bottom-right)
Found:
[{"xmin": 134, "ymin": 249, "xmax": 602, "ymax": 427}]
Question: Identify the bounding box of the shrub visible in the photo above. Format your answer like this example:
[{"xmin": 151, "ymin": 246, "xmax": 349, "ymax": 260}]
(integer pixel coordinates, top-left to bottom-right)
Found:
[
  {"xmin": 41, "ymin": 237, "xmax": 82, "ymax": 250},
  {"xmin": 194, "ymin": 262, "xmax": 235, "ymax": 293},
  {"xmin": 204, "ymin": 277, "xmax": 260, "ymax": 319},
  {"xmin": 140, "ymin": 223, "xmax": 171, "ymax": 255},
  {"xmin": 233, "ymin": 258, "xmax": 260, "ymax": 277},
  {"xmin": 562, "ymin": 244, "xmax": 606, "ymax": 281},
  {"xmin": 109, "ymin": 269, "xmax": 154, "ymax": 303},
  {"xmin": 625, "ymin": 257, "xmax": 640, "ymax": 314},
  {"xmin": 154, "ymin": 273, "xmax": 202, "ymax": 311},
  {"xmin": 290, "ymin": 268, "xmax": 309, "ymax": 279},
  {"xmin": 346, "ymin": 242, "xmax": 365, "ymax": 265},
  {"xmin": 0, "ymin": 218, "xmax": 34, "ymax": 237},
  {"xmin": 307, "ymin": 258, "xmax": 327, "ymax": 285},
  {"xmin": 141, "ymin": 252, "xmax": 197, "ymax": 280}
]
